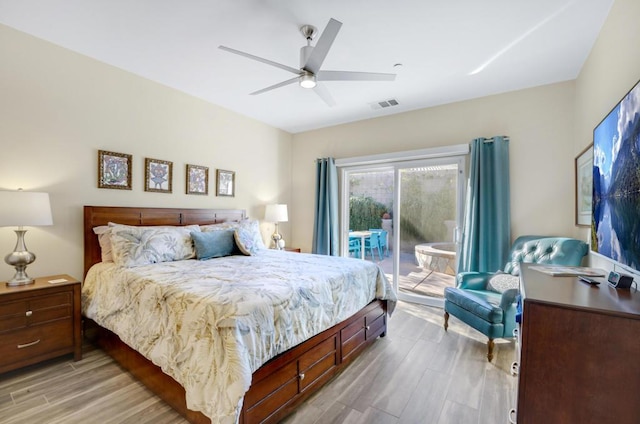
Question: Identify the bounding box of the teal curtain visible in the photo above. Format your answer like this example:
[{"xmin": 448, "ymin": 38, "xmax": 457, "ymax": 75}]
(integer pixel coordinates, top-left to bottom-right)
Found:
[
  {"xmin": 312, "ymin": 157, "xmax": 339, "ymax": 255},
  {"xmin": 457, "ymin": 136, "xmax": 511, "ymax": 273}
]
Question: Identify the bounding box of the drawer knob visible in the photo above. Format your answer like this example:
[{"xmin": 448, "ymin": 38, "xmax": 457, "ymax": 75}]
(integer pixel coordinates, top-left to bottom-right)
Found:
[
  {"xmin": 17, "ymin": 339, "xmax": 41, "ymax": 349},
  {"xmin": 365, "ymin": 325, "xmax": 370, "ymax": 331},
  {"xmin": 299, "ymin": 373, "xmax": 305, "ymax": 381},
  {"xmin": 26, "ymin": 310, "xmax": 33, "ymax": 317}
]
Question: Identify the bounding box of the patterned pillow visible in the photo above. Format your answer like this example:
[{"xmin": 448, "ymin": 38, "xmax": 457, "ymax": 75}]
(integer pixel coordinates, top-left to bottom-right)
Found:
[
  {"xmin": 200, "ymin": 221, "xmax": 242, "ymax": 232},
  {"xmin": 191, "ymin": 230, "xmax": 237, "ymax": 260},
  {"xmin": 233, "ymin": 220, "xmax": 266, "ymax": 255},
  {"xmin": 109, "ymin": 224, "xmax": 200, "ymax": 267},
  {"xmin": 487, "ymin": 272, "xmax": 520, "ymax": 293}
]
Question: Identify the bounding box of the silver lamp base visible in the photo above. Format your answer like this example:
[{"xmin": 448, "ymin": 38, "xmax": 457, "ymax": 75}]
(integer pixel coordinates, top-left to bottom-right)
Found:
[
  {"xmin": 271, "ymin": 232, "xmax": 283, "ymax": 250},
  {"xmin": 5, "ymin": 229, "xmax": 36, "ymax": 287}
]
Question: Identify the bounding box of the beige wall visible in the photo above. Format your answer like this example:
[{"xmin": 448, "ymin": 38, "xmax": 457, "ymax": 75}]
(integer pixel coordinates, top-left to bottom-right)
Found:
[
  {"xmin": 572, "ymin": 0, "xmax": 640, "ymax": 236},
  {"xmin": 291, "ymin": 82, "xmax": 576, "ymax": 252},
  {"xmin": 0, "ymin": 24, "xmax": 293, "ymax": 282},
  {"xmin": 1, "ymin": 0, "xmax": 637, "ymax": 280},
  {"xmin": 291, "ymin": 0, "xmax": 640, "ymax": 256}
]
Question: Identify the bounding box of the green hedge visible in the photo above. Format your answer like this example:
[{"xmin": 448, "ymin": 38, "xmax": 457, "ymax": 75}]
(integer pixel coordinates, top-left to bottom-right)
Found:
[{"xmin": 349, "ymin": 196, "xmax": 387, "ymax": 231}]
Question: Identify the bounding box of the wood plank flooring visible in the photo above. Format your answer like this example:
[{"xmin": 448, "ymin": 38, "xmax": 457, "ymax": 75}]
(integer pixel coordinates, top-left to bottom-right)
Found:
[{"xmin": 0, "ymin": 301, "xmax": 516, "ymax": 424}]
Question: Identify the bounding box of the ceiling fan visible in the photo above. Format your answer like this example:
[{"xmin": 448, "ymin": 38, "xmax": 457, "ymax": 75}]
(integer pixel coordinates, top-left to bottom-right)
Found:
[{"xmin": 218, "ymin": 18, "xmax": 396, "ymax": 106}]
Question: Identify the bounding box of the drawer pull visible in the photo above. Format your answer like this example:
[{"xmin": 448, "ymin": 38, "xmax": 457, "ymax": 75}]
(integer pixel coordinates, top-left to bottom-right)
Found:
[
  {"xmin": 17, "ymin": 339, "xmax": 41, "ymax": 349},
  {"xmin": 299, "ymin": 373, "xmax": 305, "ymax": 381},
  {"xmin": 508, "ymin": 408, "xmax": 517, "ymax": 423},
  {"xmin": 26, "ymin": 310, "xmax": 33, "ymax": 317}
]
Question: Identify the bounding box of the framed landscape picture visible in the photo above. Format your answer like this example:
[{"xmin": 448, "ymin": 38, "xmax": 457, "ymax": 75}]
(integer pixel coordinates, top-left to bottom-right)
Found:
[
  {"xmin": 575, "ymin": 143, "xmax": 593, "ymax": 227},
  {"xmin": 144, "ymin": 158, "xmax": 172, "ymax": 193},
  {"xmin": 186, "ymin": 164, "xmax": 208, "ymax": 195},
  {"xmin": 216, "ymin": 169, "xmax": 235, "ymax": 197},
  {"xmin": 98, "ymin": 150, "xmax": 132, "ymax": 190}
]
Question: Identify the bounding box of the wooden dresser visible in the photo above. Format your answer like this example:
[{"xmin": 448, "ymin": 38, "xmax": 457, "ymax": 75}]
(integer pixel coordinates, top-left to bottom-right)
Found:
[
  {"xmin": 0, "ymin": 275, "xmax": 82, "ymax": 374},
  {"xmin": 514, "ymin": 263, "xmax": 640, "ymax": 424}
]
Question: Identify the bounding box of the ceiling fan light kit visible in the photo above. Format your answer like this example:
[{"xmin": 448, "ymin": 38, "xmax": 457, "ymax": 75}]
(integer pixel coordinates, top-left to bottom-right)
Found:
[
  {"xmin": 299, "ymin": 71, "xmax": 316, "ymax": 88},
  {"xmin": 218, "ymin": 18, "xmax": 396, "ymax": 106}
]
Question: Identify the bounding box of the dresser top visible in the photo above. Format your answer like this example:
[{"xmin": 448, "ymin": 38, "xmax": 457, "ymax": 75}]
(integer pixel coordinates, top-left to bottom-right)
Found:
[{"xmin": 520, "ymin": 263, "xmax": 640, "ymax": 319}]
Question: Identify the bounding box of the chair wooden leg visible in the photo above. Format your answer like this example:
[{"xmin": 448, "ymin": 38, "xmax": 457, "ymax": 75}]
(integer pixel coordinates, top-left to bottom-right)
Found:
[
  {"xmin": 487, "ymin": 339, "xmax": 495, "ymax": 362},
  {"xmin": 444, "ymin": 311, "xmax": 449, "ymax": 331}
]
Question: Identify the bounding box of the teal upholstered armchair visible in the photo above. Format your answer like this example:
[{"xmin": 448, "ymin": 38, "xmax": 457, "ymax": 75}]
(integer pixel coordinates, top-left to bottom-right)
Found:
[{"xmin": 443, "ymin": 235, "xmax": 588, "ymax": 361}]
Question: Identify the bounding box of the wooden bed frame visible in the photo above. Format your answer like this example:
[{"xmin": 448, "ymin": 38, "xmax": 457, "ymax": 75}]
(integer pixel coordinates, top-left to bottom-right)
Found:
[{"xmin": 83, "ymin": 206, "xmax": 388, "ymax": 424}]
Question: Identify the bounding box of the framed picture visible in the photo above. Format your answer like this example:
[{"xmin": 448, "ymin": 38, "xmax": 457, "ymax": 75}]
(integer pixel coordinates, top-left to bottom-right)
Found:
[
  {"xmin": 186, "ymin": 164, "xmax": 209, "ymax": 195},
  {"xmin": 216, "ymin": 169, "xmax": 235, "ymax": 197},
  {"xmin": 98, "ymin": 150, "xmax": 132, "ymax": 190},
  {"xmin": 144, "ymin": 158, "xmax": 172, "ymax": 193},
  {"xmin": 575, "ymin": 143, "xmax": 593, "ymax": 227}
]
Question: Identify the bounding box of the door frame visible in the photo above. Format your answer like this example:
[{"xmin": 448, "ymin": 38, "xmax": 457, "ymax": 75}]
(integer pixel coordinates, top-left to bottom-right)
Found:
[{"xmin": 337, "ymin": 145, "xmax": 469, "ymax": 307}]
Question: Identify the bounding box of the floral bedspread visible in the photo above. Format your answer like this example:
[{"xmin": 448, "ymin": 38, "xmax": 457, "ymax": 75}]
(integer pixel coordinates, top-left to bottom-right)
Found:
[{"xmin": 82, "ymin": 250, "xmax": 396, "ymax": 423}]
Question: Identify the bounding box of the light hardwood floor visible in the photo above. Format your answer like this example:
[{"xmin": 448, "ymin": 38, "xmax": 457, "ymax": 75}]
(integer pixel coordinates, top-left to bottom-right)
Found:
[{"xmin": 0, "ymin": 301, "xmax": 516, "ymax": 424}]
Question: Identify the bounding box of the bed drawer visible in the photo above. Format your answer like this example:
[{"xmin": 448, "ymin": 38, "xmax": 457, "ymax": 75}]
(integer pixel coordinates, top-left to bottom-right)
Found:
[
  {"xmin": 0, "ymin": 319, "xmax": 73, "ymax": 370},
  {"xmin": 299, "ymin": 336, "xmax": 338, "ymax": 392},
  {"xmin": 244, "ymin": 334, "xmax": 339, "ymax": 423}
]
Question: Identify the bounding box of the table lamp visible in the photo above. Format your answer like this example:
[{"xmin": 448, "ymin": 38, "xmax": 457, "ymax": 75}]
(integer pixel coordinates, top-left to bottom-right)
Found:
[
  {"xmin": 0, "ymin": 190, "xmax": 53, "ymax": 286},
  {"xmin": 264, "ymin": 204, "xmax": 288, "ymax": 250}
]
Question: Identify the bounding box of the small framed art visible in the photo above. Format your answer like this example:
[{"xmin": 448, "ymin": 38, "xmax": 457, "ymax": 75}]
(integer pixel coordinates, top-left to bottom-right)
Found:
[
  {"xmin": 216, "ymin": 169, "xmax": 235, "ymax": 197},
  {"xmin": 98, "ymin": 150, "xmax": 132, "ymax": 190},
  {"xmin": 575, "ymin": 143, "xmax": 593, "ymax": 227},
  {"xmin": 144, "ymin": 158, "xmax": 172, "ymax": 193},
  {"xmin": 186, "ymin": 164, "xmax": 209, "ymax": 195}
]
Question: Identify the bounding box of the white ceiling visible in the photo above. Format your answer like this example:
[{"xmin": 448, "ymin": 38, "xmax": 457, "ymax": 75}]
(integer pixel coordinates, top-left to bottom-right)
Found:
[{"xmin": 0, "ymin": 0, "xmax": 614, "ymax": 133}]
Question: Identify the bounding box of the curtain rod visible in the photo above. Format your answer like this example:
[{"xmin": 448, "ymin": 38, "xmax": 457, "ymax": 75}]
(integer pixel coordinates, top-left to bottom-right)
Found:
[{"xmin": 482, "ymin": 136, "xmax": 509, "ymax": 143}]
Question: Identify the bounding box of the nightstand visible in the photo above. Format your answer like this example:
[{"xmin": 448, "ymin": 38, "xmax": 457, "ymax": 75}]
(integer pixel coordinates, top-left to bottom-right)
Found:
[
  {"xmin": 284, "ymin": 247, "xmax": 301, "ymax": 253},
  {"xmin": 0, "ymin": 275, "xmax": 82, "ymax": 374}
]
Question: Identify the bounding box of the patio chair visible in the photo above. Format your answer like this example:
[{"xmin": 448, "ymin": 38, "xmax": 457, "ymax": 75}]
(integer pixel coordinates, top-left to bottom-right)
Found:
[
  {"xmin": 364, "ymin": 231, "xmax": 382, "ymax": 261},
  {"xmin": 348, "ymin": 237, "xmax": 361, "ymax": 258},
  {"xmin": 369, "ymin": 229, "xmax": 389, "ymax": 256},
  {"xmin": 443, "ymin": 235, "xmax": 588, "ymax": 361}
]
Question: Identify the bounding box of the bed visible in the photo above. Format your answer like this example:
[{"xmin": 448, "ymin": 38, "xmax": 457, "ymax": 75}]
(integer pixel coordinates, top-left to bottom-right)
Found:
[{"xmin": 82, "ymin": 206, "xmax": 396, "ymax": 424}]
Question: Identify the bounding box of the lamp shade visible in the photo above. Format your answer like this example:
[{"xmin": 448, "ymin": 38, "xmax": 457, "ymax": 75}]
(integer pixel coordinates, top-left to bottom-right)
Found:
[
  {"xmin": 0, "ymin": 191, "xmax": 53, "ymax": 227},
  {"xmin": 264, "ymin": 204, "xmax": 288, "ymax": 223}
]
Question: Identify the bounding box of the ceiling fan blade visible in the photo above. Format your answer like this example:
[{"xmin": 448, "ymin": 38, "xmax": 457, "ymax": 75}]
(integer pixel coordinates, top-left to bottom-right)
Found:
[
  {"xmin": 317, "ymin": 70, "xmax": 396, "ymax": 82},
  {"xmin": 313, "ymin": 83, "xmax": 336, "ymax": 107},
  {"xmin": 303, "ymin": 18, "xmax": 342, "ymax": 74},
  {"xmin": 250, "ymin": 76, "xmax": 300, "ymax": 95},
  {"xmin": 219, "ymin": 45, "xmax": 300, "ymax": 75}
]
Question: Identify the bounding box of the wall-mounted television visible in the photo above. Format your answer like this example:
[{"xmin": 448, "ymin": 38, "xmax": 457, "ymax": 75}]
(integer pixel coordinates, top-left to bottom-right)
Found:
[{"xmin": 591, "ymin": 78, "xmax": 640, "ymax": 275}]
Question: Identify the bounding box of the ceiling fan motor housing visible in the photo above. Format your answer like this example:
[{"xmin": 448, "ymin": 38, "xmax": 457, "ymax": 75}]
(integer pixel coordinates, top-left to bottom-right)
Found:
[{"xmin": 300, "ymin": 45, "xmax": 314, "ymax": 69}]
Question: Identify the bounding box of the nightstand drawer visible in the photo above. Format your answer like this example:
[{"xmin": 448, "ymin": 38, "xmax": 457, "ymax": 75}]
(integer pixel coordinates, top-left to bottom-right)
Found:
[
  {"xmin": 0, "ymin": 292, "xmax": 71, "ymax": 332},
  {"xmin": 1, "ymin": 319, "xmax": 73, "ymax": 367}
]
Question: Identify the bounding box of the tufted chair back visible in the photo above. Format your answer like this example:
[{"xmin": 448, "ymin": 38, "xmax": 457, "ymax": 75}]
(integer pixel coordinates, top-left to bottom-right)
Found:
[{"xmin": 503, "ymin": 236, "xmax": 589, "ymax": 276}]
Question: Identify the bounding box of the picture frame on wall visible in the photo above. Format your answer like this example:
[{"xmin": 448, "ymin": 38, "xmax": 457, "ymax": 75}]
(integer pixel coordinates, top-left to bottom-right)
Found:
[
  {"xmin": 575, "ymin": 143, "xmax": 593, "ymax": 227},
  {"xmin": 144, "ymin": 158, "xmax": 172, "ymax": 193},
  {"xmin": 186, "ymin": 164, "xmax": 209, "ymax": 195},
  {"xmin": 216, "ymin": 169, "xmax": 235, "ymax": 197},
  {"xmin": 98, "ymin": 150, "xmax": 132, "ymax": 190}
]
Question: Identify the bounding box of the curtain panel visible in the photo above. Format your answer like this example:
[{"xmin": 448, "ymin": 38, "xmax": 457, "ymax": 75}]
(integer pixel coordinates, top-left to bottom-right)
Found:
[
  {"xmin": 312, "ymin": 157, "xmax": 339, "ymax": 255},
  {"xmin": 457, "ymin": 136, "xmax": 511, "ymax": 274}
]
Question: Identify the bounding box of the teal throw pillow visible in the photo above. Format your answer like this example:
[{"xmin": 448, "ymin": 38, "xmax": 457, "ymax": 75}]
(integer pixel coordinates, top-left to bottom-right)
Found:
[{"xmin": 191, "ymin": 230, "xmax": 236, "ymax": 260}]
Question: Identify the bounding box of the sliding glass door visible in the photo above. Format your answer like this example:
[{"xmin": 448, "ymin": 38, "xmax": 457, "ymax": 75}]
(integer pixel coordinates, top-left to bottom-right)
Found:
[{"xmin": 341, "ymin": 153, "xmax": 466, "ymax": 307}]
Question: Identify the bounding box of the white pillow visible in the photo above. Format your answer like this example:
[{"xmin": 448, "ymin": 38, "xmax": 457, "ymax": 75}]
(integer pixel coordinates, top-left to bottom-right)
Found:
[
  {"xmin": 93, "ymin": 225, "xmax": 113, "ymax": 262},
  {"xmin": 487, "ymin": 272, "xmax": 520, "ymax": 293}
]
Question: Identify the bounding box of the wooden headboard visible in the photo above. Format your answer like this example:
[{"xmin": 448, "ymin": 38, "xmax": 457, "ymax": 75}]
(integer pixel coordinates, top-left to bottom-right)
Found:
[{"xmin": 83, "ymin": 206, "xmax": 247, "ymax": 278}]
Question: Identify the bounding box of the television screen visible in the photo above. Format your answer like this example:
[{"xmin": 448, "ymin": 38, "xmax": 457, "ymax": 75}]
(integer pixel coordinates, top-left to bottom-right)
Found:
[{"xmin": 592, "ymin": 79, "xmax": 640, "ymax": 273}]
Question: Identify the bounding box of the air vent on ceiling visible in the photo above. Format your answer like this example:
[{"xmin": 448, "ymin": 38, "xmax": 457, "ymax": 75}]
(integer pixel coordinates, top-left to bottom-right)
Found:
[{"xmin": 370, "ymin": 98, "xmax": 399, "ymax": 110}]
